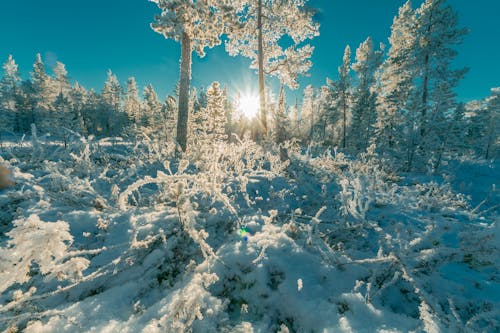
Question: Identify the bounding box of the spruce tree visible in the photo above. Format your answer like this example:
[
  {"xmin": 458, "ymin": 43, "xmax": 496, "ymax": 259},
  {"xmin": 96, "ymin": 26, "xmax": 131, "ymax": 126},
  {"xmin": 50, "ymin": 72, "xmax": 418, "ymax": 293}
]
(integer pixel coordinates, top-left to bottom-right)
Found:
[
  {"xmin": 151, "ymin": 0, "xmax": 231, "ymax": 152},
  {"xmin": 373, "ymin": 1, "xmax": 417, "ymax": 162},
  {"xmin": 0, "ymin": 55, "xmax": 21, "ymax": 134},
  {"xmin": 351, "ymin": 38, "xmax": 384, "ymax": 152},
  {"xmin": 206, "ymin": 81, "xmax": 227, "ymax": 143},
  {"xmin": 226, "ymin": 0, "xmax": 319, "ymax": 137}
]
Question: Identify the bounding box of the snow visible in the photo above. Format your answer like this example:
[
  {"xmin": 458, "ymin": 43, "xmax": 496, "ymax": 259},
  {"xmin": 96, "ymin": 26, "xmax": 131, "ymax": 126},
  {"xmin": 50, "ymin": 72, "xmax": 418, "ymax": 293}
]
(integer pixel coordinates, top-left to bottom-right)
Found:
[{"xmin": 0, "ymin": 135, "xmax": 498, "ymax": 332}]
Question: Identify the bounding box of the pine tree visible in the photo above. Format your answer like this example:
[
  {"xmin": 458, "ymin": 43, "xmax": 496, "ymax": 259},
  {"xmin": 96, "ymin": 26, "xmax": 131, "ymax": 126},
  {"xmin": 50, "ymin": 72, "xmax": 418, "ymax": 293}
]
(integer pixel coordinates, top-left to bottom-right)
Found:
[
  {"xmin": 483, "ymin": 88, "xmax": 500, "ymax": 159},
  {"xmin": 206, "ymin": 81, "xmax": 227, "ymax": 143},
  {"xmin": 125, "ymin": 77, "xmax": 141, "ymax": 126},
  {"xmin": 351, "ymin": 38, "xmax": 384, "ymax": 152},
  {"xmin": 151, "ymin": 0, "xmax": 231, "ymax": 151},
  {"xmin": 373, "ymin": 1, "xmax": 417, "ymax": 162},
  {"xmin": 69, "ymin": 82, "xmax": 87, "ymax": 135},
  {"xmin": 30, "ymin": 54, "xmax": 57, "ymax": 133},
  {"xmin": 226, "ymin": 0, "xmax": 319, "ymax": 137},
  {"xmin": 333, "ymin": 46, "xmax": 353, "ymax": 149},
  {"xmin": 160, "ymin": 95, "xmax": 177, "ymax": 142},
  {"xmin": 82, "ymin": 89, "xmax": 100, "ymax": 135},
  {"xmin": 142, "ymin": 84, "xmax": 162, "ymax": 130},
  {"xmin": 273, "ymin": 85, "xmax": 288, "ymax": 145},
  {"xmin": 52, "ymin": 92, "xmax": 72, "ymax": 146},
  {"xmin": 53, "ymin": 61, "xmax": 70, "ymax": 95},
  {"xmin": 470, "ymin": 88, "xmax": 500, "ymax": 160},
  {"xmin": 0, "ymin": 55, "xmax": 21, "ymax": 134},
  {"xmin": 100, "ymin": 70, "xmax": 123, "ymax": 135},
  {"xmin": 301, "ymin": 85, "xmax": 316, "ymax": 141}
]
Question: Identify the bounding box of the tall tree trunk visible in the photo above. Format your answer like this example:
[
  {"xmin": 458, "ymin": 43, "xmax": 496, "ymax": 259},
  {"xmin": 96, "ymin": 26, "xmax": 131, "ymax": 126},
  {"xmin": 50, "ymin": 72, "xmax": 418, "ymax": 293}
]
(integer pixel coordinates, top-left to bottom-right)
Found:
[
  {"xmin": 342, "ymin": 90, "xmax": 348, "ymax": 149},
  {"xmin": 177, "ymin": 32, "xmax": 192, "ymax": 152},
  {"xmin": 421, "ymin": 10, "xmax": 433, "ymax": 137},
  {"xmin": 257, "ymin": 0, "xmax": 267, "ymax": 138}
]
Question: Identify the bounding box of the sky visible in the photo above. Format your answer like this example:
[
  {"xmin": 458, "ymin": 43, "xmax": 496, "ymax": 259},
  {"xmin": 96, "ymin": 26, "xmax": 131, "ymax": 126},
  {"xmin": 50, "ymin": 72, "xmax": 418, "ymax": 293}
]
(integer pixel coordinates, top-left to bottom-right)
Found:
[{"xmin": 0, "ymin": 0, "xmax": 499, "ymax": 104}]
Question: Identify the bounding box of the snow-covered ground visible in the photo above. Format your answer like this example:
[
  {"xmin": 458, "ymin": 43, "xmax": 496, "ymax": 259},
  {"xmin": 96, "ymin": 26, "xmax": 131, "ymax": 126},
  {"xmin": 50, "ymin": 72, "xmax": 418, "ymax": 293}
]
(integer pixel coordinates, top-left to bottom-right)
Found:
[{"xmin": 0, "ymin": 135, "xmax": 498, "ymax": 332}]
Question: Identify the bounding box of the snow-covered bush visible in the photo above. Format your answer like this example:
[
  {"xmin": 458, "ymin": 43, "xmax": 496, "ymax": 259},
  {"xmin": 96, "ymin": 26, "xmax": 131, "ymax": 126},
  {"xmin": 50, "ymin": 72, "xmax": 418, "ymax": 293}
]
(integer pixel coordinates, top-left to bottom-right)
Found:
[{"xmin": 0, "ymin": 214, "xmax": 89, "ymax": 295}]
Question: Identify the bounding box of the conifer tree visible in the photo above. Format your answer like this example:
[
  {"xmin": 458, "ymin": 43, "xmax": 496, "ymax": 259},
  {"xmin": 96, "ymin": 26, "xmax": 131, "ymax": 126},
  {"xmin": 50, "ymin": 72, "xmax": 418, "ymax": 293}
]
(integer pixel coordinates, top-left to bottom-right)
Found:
[
  {"xmin": 301, "ymin": 85, "xmax": 316, "ymax": 141},
  {"xmin": 226, "ymin": 0, "xmax": 319, "ymax": 138},
  {"xmin": 69, "ymin": 82, "xmax": 87, "ymax": 135},
  {"xmin": 142, "ymin": 84, "xmax": 162, "ymax": 130},
  {"xmin": 125, "ymin": 77, "xmax": 141, "ymax": 126},
  {"xmin": 373, "ymin": 1, "xmax": 416, "ymax": 160},
  {"xmin": 150, "ymin": 0, "xmax": 231, "ymax": 151},
  {"xmin": 100, "ymin": 70, "xmax": 123, "ymax": 135},
  {"xmin": 0, "ymin": 55, "xmax": 21, "ymax": 134},
  {"xmin": 53, "ymin": 61, "xmax": 70, "ymax": 95},
  {"xmin": 351, "ymin": 38, "xmax": 384, "ymax": 152},
  {"xmin": 205, "ymin": 81, "xmax": 227, "ymax": 143},
  {"xmin": 274, "ymin": 85, "xmax": 288, "ymax": 145},
  {"xmin": 30, "ymin": 54, "xmax": 57, "ymax": 133},
  {"xmin": 333, "ymin": 46, "xmax": 353, "ymax": 149}
]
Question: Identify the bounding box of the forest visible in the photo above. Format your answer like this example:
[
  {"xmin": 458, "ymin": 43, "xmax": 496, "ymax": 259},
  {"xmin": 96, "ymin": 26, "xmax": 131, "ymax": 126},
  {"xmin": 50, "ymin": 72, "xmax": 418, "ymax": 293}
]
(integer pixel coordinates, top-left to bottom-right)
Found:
[{"xmin": 0, "ymin": 0, "xmax": 498, "ymax": 332}]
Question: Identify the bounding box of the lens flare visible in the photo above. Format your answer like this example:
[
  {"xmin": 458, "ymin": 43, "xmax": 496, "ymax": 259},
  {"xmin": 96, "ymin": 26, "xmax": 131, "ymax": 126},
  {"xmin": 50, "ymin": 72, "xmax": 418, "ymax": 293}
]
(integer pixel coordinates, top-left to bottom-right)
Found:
[{"xmin": 237, "ymin": 94, "xmax": 260, "ymax": 119}]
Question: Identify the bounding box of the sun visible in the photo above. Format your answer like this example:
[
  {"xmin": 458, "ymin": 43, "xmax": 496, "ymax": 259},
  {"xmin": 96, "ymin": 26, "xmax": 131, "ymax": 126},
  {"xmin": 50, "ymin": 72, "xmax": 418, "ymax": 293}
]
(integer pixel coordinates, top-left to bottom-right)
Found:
[{"xmin": 237, "ymin": 94, "xmax": 260, "ymax": 119}]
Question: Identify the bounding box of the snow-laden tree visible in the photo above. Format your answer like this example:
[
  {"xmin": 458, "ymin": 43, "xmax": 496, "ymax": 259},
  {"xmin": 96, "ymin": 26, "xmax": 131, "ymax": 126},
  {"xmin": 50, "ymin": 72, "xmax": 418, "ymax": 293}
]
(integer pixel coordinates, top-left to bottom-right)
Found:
[
  {"xmin": 468, "ymin": 88, "xmax": 500, "ymax": 160},
  {"xmin": 373, "ymin": 1, "xmax": 417, "ymax": 159},
  {"xmin": 287, "ymin": 99, "xmax": 300, "ymax": 139},
  {"xmin": 483, "ymin": 88, "xmax": 500, "ymax": 159},
  {"xmin": 160, "ymin": 95, "xmax": 177, "ymax": 142},
  {"xmin": 30, "ymin": 54, "xmax": 57, "ymax": 133},
  {"xmin": 0, "ymin": 55, "xmax": 21, "ymax": 134},
  {"xmin": 82, "ymin": 89, "xmax": 100, "ymax": 135},
  {"xmin": 69, "ymin": 82, "xmax": 87, "ymax": 135},
  {"xmin": 330, "ymin": 45, "xmax": 353, "ymax": 149},
  {"xmin": 205, "ymin": 81, "xmax": 227, "ymax": 143},
  {"xmin": 405, "ymin": 0, "xmax": 468, "ymax": 170},
  {"xmin": 273, "ymin": 85, "xmax": 288, "ymax": 145},
  {"xmin": 150, "ymin": 0, "xmax": 231, "ymax": 152},
  {"xmin": 52, "ymin": 91, "xmax": 72, "ymax": 145},
  {"xmin": 301, "ymin": 84, "xmax": 316, "ymax": 141},
  {"xmin": 125, "ymin": 77, "xmax": 141, "ymax": 126},
  {"xmin": 226, "ymin": 0, "xmax": 319, "ymax": 137},
  {"xmin": 100, "ymin": 70, "xmax": 123, "ymax": 135},
  {"xmin": 142, "ymin": 84, "xmax": 163, "ymax": 130},
  {"xmin": 350, "ymin": 38, "xmax": 384, "ymax": 152},
  {"xmin": 414, "ymin": 0, "xmax": 468, "ymax": 132},
  {"xmin": 53, "ymin": 61, "xmax": 70, "ymax": 95}
]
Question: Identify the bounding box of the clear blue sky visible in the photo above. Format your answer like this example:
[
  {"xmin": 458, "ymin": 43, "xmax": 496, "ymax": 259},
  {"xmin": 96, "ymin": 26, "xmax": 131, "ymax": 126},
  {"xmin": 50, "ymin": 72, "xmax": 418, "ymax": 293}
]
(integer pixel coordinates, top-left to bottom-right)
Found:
[{"xmin": 0, "ymin": 0, "xmax": 498, "ymax": 103}]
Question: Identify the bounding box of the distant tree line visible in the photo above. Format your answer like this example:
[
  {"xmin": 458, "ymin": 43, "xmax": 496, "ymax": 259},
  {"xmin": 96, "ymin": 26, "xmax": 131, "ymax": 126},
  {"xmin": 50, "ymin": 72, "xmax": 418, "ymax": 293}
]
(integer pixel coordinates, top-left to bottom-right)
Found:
[{"xmin": 1, "ymin": 0, "xmax": 498, "ymax": 170}]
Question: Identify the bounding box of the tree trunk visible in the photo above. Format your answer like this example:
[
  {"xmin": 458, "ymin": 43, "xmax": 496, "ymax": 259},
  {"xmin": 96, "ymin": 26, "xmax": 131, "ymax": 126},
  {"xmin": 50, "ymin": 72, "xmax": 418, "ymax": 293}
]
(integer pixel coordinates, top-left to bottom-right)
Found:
[
  {"xmin": 177, "ymin": 32, "xmax": 192, "ymax": 152},
  {"xmin": 342, "ymin": 96, "xmax": 347, "ymax": 149},
  {"xmin": 421, "ymin": 10, "xmax": 433, "ymax": 137},
  {"xmin": 257, "ymin": 0, "xmax": 267, "ymax": 138}
]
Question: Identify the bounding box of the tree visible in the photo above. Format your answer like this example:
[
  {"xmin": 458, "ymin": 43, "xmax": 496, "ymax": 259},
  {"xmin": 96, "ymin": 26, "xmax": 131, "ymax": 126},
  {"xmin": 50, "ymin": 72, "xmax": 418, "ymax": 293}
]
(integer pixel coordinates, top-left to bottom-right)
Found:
[
  {"xmin": 351, "ymin": 38, "xmax": 384, "ymax": 152},
  {"xmin": 301, "ymin": 85, "xmax": 316, "ymax": 141},
  {"xmin": 150, "ymin": 0, "xmax": 230, "ymax": 152},
  {"xmin": 483, "ymin": 88, "xmax": 500, "ymax": 159},
  {"xmin": 69, "ymin": 82, "xmax": 87, "ymax": 135},
  {"xmin": 273, "ymin": 84, "xmax": 288, "ymax": 145},
  {"xmin": 333, "ymin": 46, "xmax": 353, "ymax": 149},
  {"xmin": 125, "ymin": 77, "xmax": 141, "ymax": 126},
  {"xmin": 53, "ymin": 61, "xmax": 70, "ymax": 95},
  {"xmin": 226, "ymin": 0, "xmax": 319, "ymax": 138},
  {"xmin": 205, "ymin": 82, "xmax": 226, "ymax": 143},
  {"xmin": 142, "ymin": 84, "xmax": 163, "ymax": 130},
  {"xmin": 414, "ymin": 0, "xmax": 468, "ymax": 132},
  {"xmin": 52, "ymin": 92, "xmax": 72, "ymax": 146},
  {"xmin": 30, "ymin": 54, "xmax": 57, "ymax": 133},
  {"xmin": 0, "ymin": 55, "xmax": 21, "ymax": 134},
  {"xmin": 373, "ymin": 1, "xmax": 417, "ymax": 160},
  {"xmin": 100, "ymin": 70, "xmax": 123, "ymax": 135}
]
